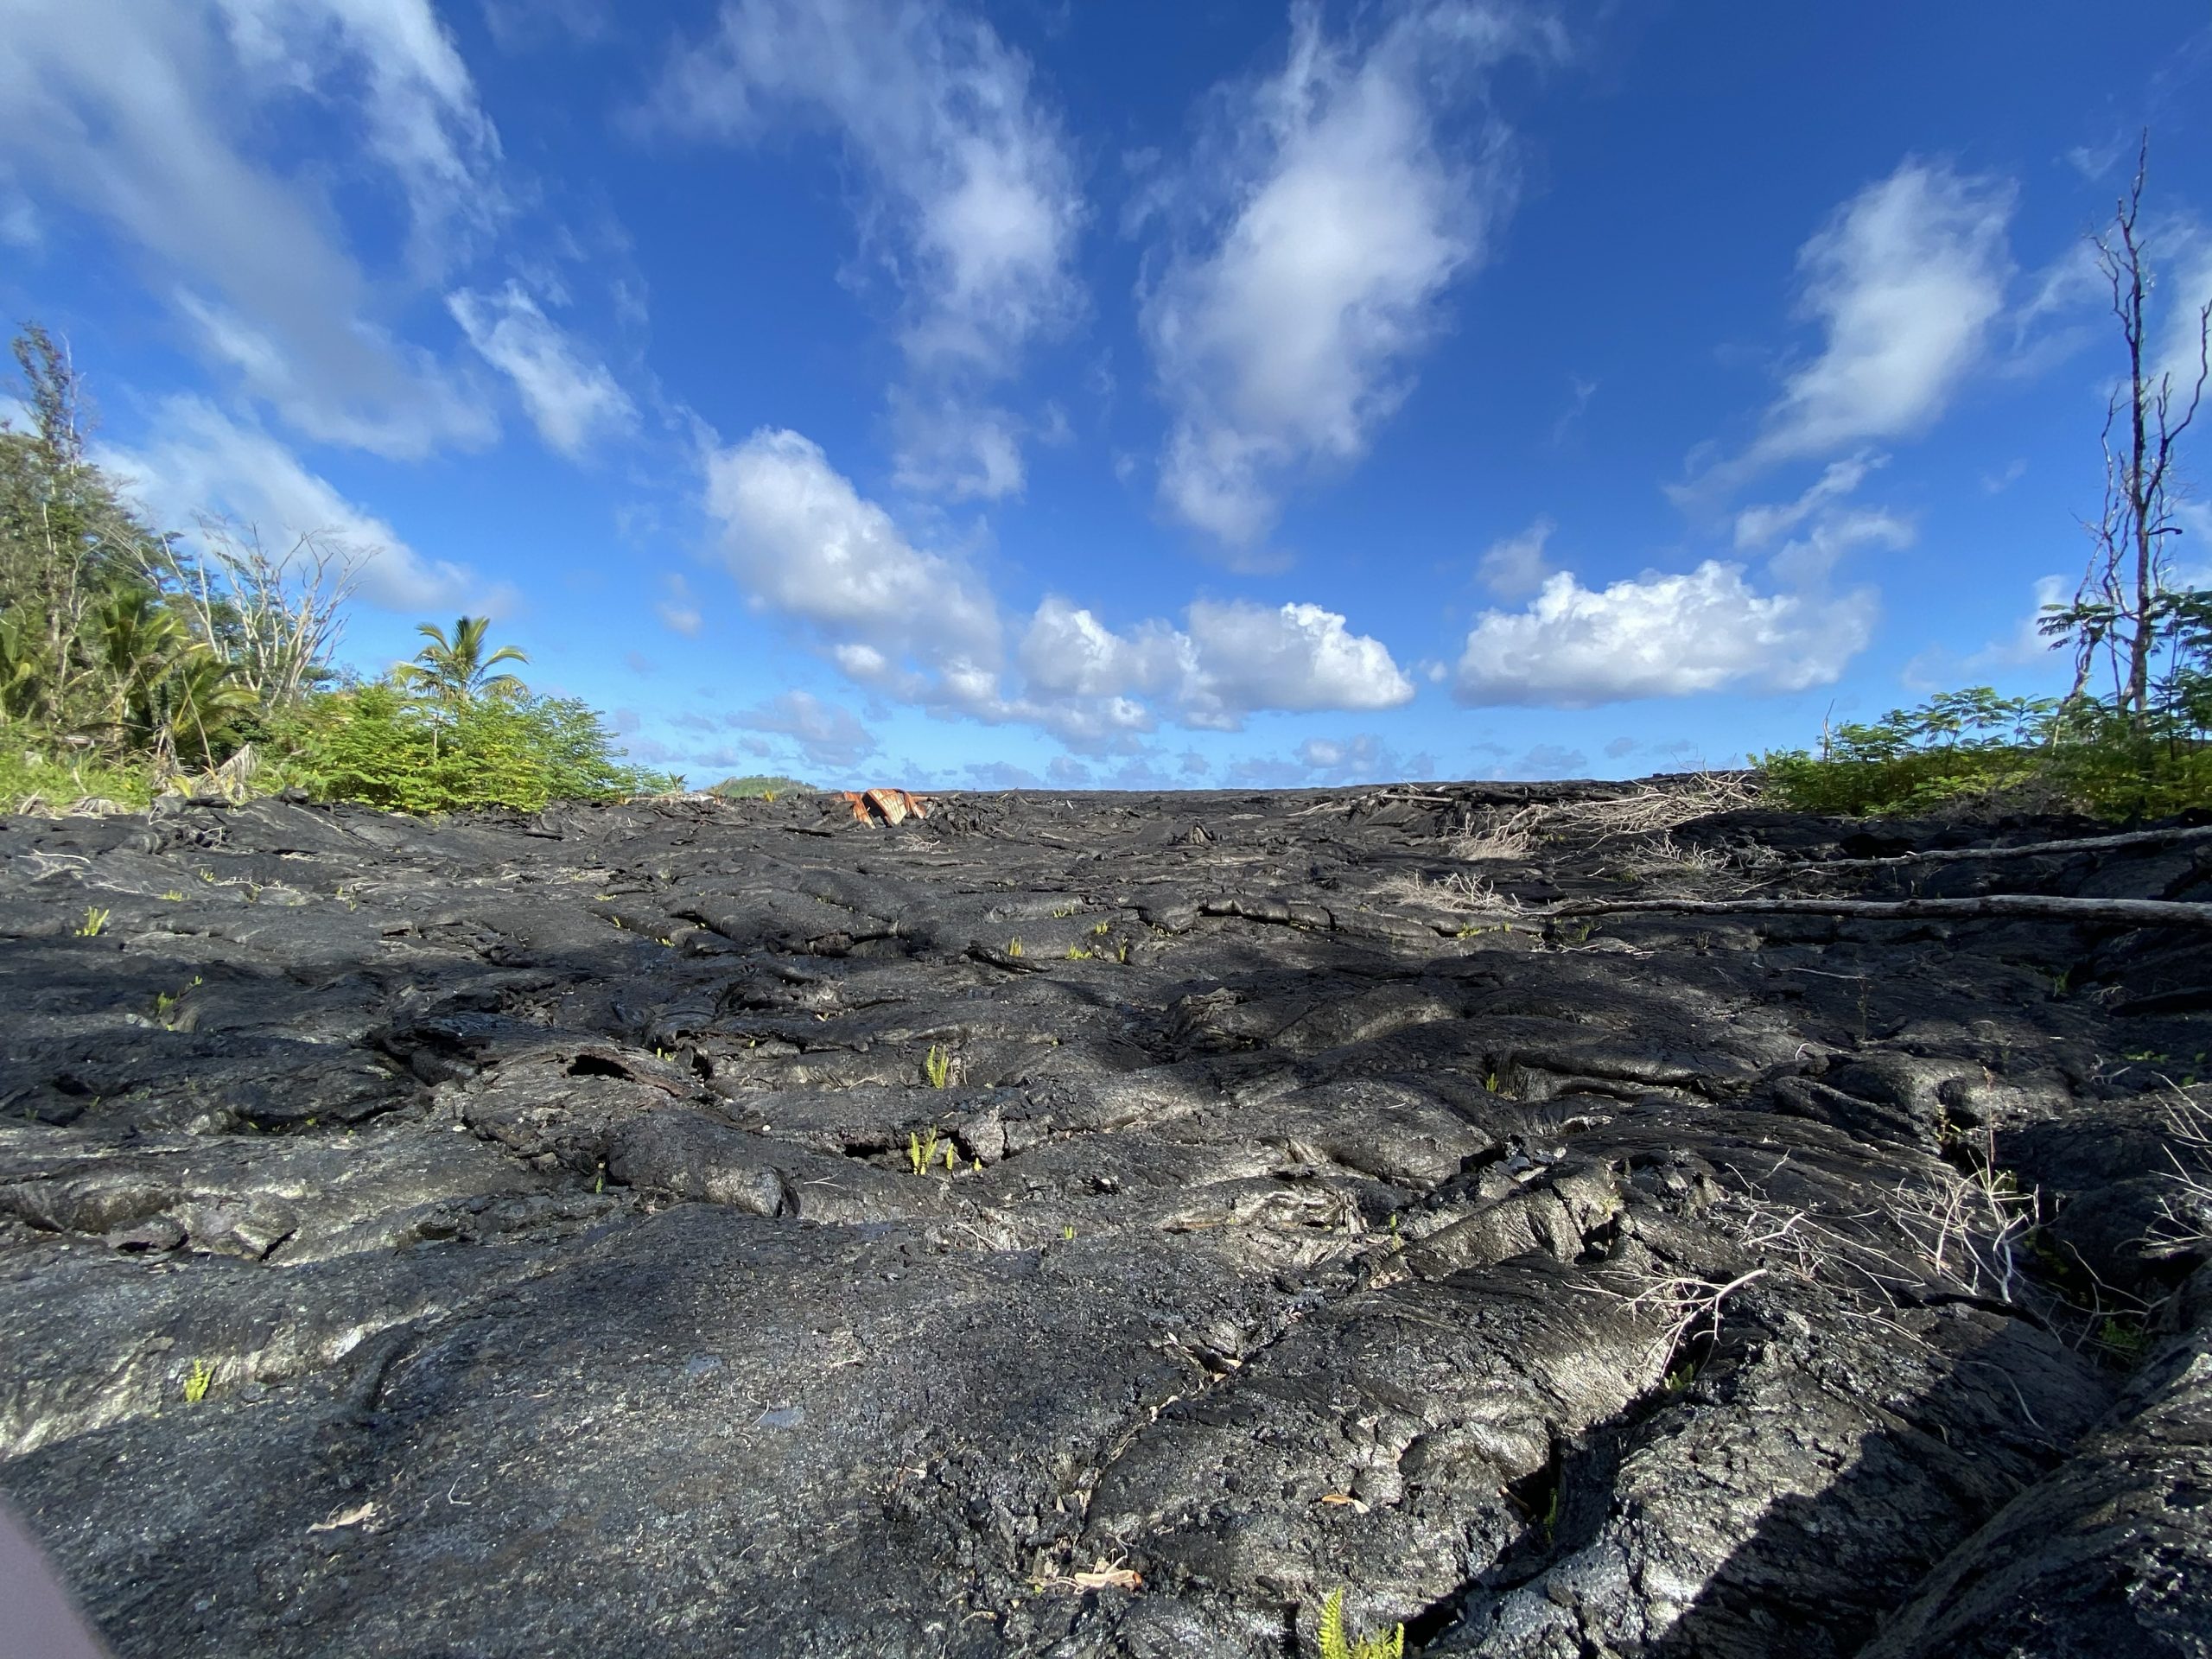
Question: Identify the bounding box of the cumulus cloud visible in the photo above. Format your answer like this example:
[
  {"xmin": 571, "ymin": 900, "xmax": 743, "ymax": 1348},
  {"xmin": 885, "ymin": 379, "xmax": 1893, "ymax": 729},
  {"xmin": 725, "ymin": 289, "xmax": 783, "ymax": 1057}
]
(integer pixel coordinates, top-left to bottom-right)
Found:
[
  {"xmin": 728, "ymin": 690, "xmax": 880, "ymax": 770},
  {"xmin": 1748, "ymin": 160, "xmax": 2014, "ymax": 468},
  {"xmin": 704, "ymin": 427, "xmax": 1002, "ymax": 698},
  {"xmin": 1476, "ymin": 515, "xmax": 1556, "ymax": 598},
  {"xmin": 0, "ymin": 0, "xmax": 503, "ymax": 455},
  {"xmin": 1140, "ymin": 2, "xmax": 1560, "ymax": 547},
  {"xmin": 653, "ymin": 0, "xmax": 1080, "ymax": 497},
  {"xmin": 1180, "ymin": 599, "xmax": 1415, "ymax": 725},
  {"xmin": 448, "ymin": 283, "xmax": 636, "ymax": 457},
  {"xmin": 98, "ymin": 396, "xmax": 508, "ymax": 614},
  {"xmin": 702, "ymin": 425, "xmax": 1414, "ymax": 742},
  {"xmin": 1454, "ymin": 562, "xmax": 1878, "ymax": 708}
]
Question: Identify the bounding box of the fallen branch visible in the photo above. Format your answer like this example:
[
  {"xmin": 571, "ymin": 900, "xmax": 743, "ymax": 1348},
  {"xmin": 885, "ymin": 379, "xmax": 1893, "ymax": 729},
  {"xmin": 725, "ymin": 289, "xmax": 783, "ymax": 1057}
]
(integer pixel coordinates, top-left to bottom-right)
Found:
[
  {"xmin": 1803, "ymin": 823, "xmax": 2212, "ymax": 869},
  {"xmin": 1541, "ymin": 893, "xmax": 2212, "ymax": 930}
]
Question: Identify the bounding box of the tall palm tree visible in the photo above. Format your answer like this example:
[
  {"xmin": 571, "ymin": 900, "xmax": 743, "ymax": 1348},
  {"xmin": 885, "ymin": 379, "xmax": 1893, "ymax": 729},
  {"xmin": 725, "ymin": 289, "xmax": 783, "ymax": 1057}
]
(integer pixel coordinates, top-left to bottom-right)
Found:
[{"xmin": 396, "ymin": 615, "xmax": 529, "ymax": 708}]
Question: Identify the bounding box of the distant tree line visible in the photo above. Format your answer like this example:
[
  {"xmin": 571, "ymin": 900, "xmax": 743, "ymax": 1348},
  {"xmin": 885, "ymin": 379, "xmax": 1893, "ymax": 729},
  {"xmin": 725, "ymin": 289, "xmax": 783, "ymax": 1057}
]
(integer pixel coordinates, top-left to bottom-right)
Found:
[{"xmin": 0, "ymin": 325, "xmax": 670, "ymax": 814}]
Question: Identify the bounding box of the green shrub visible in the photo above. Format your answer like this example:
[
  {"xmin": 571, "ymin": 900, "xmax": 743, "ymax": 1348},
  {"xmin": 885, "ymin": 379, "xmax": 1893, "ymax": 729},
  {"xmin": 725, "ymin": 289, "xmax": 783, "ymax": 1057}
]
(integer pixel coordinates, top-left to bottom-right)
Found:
[
  {"xmin": 1758, "ymin": 682, "xmax": 2212, "ymax": 820},
  {"xmin": 284, "ymin": 682, "xmax": 669, "ymax": 814},
  {"xmin": 709, "ymin": 773, "xmax": 813, "ymax": 799}
]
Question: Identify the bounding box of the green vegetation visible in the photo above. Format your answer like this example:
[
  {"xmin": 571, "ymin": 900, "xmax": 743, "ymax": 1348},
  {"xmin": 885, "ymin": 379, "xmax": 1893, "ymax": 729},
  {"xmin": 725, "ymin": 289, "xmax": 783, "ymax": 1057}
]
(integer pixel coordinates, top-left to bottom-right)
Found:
[
  {"xmin": 709, "ymin": 774, "xmax": 812, "ymax": 799},
  {"xmin": 922, "ymin": 1043, "xmax": 951, "ymax": 1090},
  {"xmin": 181, "ymin": 1359, "xmax": 214, "ymax": 1403},
  {"xmin": 906, "ymin": 1124, "xmax": 958, "ymax": 1175},
  {"xmin": 1316, "ymin": 1588, "xmax": 1404, "ymax": 1659},
  {"xmin": 1763, "ymin": 149, "xmax": 2210, "ymax": 823},
  {"xmin": 1, "ymin": 323, "xmax": 671, "ymax": 817}
]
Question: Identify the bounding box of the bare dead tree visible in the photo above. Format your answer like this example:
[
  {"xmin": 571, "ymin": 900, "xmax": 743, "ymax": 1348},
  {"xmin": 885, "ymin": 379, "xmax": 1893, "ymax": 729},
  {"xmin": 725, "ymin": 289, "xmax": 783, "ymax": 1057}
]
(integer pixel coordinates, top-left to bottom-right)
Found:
[
  {"xmin": 2047, "ymin": 135, "xmax": 2212, "ymax": 715},
  {"xmin": 141, "ymin": 516, "xmax": 365, "ymax": 712}
]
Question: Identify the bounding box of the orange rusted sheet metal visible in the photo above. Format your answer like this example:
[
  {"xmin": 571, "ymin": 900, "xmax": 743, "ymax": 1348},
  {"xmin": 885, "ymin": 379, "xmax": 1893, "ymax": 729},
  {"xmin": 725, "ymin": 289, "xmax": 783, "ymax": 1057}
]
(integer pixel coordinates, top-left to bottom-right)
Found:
[{"xmin": 840, "ymin": 789, "xmax": 932, "ymax": 825}]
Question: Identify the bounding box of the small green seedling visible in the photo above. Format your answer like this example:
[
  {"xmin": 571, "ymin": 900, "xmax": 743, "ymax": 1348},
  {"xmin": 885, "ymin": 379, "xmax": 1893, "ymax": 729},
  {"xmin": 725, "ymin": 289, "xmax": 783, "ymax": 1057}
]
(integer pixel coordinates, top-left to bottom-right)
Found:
[
  {"xmin": 182, "ymin": 1360, "xmax": 214, "ymax": 1404},
  {"xmin": 1664, "ymin": 1358, "xmax": 1697, "ymax": 1393},
  {"xmin": 944, "ymin": 1138, "xmax": 957, "ymax": 1173},
  {"xmin": 1065, "ymin": 944, "xmax": 1090, "ymax": 960},
  {"xmin": 75, "ymin": 906, "xmax": 110, "ymax": 937},
  {"xmin": 159, "ymin": 889, "xmax": 185, "ymax": 902},
  {"xmin": 908, "ymin": 1126, "xmax": 944, "ymax": 1175},
  {"xmin": 1061, "ymin": 1224, "xmax": 1076, "ymax": 1241},
  {"xmin": 1317, "ymin": 1587, "xmax": 1404, "ymax": 1659},
  {"xmin": 923, "ymin": 1044, "xmax": 952, "ymax": 1090},
  {"xmin": 1115, "ymin": 940, "xmax": 1132, "ymax": 963},
  {"xmin": 1092, "ymin": 920, "xmax": 1110, "ymax": 936},
  {"xmin": 1006, "ymin": 937, "xmax": 1024, "ymax": 958}
]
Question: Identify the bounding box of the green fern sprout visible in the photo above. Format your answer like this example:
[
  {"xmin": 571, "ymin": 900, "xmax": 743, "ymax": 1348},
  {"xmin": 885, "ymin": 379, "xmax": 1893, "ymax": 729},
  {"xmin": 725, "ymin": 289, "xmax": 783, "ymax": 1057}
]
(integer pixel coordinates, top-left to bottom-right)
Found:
[
  {"xmin": 75, "ymin": 906, "xmax": 111, "ymax": 937},
  {"xmin": 1317, "ymin": 1588, "xmax": 1403, "ymax": 1659},
  {"xmin": 159, "ymin": 889, "xmax": 185, "ymax": 902},
  {"xmin": 908, "ymin": 1126, "xmax": 943, "ymax": 1175},
  {"xmin": 944, "ymin": 1137, "xmax": 957, "ymax": 1173},
  {"xmin": 1006, "ymin": 937, "xmax": 1024, "ymax": 958},
  {"xmin": 182, "ymin": 1359, "xmax": 214, "ymax": 1404},
  {"xmin": 1092, "ymin": 920, "xmax": 1111, "ymax": 936},
  {"xmin": 924, "ymin": 1044, "xmax": 951, "ymax": 1089}
]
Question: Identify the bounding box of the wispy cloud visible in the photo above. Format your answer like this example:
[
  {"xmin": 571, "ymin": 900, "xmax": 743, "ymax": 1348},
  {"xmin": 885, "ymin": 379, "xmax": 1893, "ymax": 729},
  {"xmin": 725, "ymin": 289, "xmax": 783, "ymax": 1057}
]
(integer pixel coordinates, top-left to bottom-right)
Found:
[
  {"xmin": 448, "ymin": 283, "xmax": 637, "ymax": 458},
  {"xmin": 0, "ymin": 0, "xmax": 505, "ymax": 455},
  {"xmin": 1139, "ymin": 1, "xmax": 1564, "ymax": 550},
  {"xmin": 1475, "ymin": 515, "xmax": 1557, "ymax": 598},
  {"xmin": 99, "ymin": 396, "xmax": 509, "ymax": 615},
  {"xmin": 1681, "ymin": 159, "xmax": 2014, "ymax": 499},
  {"xmin": 655, "ymin": 573, "xmax": 703, "ymax": 637},
  {"xmin": 728, "ymin": 690, "xmax": 879, "ymax": 770},
  {"xmin": 651, "ymin": 0, "xmax": 1082, "ymax": 499}
]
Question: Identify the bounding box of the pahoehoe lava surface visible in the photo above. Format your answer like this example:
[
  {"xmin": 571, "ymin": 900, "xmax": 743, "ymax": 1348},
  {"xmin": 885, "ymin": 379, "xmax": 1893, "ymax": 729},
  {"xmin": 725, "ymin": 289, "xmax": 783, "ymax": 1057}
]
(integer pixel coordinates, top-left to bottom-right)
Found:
[{"xmin": 3, "ymin": 784, "xmax": 2209, "ymax": 1657}]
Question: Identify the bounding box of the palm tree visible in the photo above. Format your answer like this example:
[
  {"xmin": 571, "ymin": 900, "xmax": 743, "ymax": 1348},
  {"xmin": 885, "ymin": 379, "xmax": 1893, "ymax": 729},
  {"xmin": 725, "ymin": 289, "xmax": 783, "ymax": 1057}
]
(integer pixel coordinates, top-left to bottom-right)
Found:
[{"xmin": 395, "ymin": 615, "xmax": 528, "ymax": 709}]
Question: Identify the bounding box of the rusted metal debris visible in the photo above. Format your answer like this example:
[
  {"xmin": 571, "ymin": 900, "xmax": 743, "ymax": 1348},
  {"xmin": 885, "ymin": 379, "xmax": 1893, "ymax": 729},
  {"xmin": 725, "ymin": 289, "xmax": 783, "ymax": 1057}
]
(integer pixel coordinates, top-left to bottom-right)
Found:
[{"xmin": 841, "ymin": 788, "xmax": 932, "ymax": 825}]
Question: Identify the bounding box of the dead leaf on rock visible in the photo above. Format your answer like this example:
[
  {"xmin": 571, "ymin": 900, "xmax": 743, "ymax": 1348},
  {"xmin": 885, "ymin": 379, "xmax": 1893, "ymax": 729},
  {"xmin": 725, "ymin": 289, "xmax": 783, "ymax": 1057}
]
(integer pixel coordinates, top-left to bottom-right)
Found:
[
  {"xmin": 1036, "ymin": 1557, "xmax": 1142, "ymax": 1592},
  {"xmin": 308, "ymin": 1501, "xmax": 378, "ymax": 1534}
]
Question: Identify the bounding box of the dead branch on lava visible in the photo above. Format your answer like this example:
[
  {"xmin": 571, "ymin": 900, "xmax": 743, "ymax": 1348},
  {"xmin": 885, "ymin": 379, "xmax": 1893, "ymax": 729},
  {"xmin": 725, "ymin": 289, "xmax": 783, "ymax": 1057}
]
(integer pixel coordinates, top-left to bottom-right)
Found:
[{"xmin": 1540, "ymin": 893, "xmax": 2212, "ymax": 930}]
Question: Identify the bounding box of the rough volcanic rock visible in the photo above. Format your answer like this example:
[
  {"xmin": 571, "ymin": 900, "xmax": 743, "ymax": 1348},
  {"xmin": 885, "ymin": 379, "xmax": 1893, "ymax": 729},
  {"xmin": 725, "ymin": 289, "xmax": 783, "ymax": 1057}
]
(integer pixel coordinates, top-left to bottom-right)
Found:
[{"xmin": 1, "ymin": 783, "xmax": 2208, "ymax": 1657}]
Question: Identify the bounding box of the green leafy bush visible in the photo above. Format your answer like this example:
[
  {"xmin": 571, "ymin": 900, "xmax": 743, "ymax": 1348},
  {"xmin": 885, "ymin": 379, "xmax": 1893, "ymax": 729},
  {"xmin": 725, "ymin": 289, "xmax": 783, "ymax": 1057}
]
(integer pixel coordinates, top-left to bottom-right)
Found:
[
  {"xmin": 285, "ymin": 682, "xmax": 669, "ymax": 814},
  {"xmin": 1759, "ymin": 679, "xmax": 2212, "ymax": 820}
]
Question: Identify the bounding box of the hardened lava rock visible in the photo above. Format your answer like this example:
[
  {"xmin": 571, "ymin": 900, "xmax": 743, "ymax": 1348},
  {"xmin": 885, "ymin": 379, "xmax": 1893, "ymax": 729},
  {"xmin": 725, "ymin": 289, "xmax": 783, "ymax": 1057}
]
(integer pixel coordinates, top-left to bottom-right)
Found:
[{"xmin": 1, "ymin": 781, "xmax": 2207, "ymax": 1656}]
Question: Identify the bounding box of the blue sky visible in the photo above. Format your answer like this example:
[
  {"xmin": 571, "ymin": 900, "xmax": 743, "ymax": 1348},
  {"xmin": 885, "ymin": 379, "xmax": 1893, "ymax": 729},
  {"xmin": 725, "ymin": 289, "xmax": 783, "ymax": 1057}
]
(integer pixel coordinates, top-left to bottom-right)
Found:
[{"xmin": 3, "ymin": 1, "xmax": 2210, "ymax": 791}]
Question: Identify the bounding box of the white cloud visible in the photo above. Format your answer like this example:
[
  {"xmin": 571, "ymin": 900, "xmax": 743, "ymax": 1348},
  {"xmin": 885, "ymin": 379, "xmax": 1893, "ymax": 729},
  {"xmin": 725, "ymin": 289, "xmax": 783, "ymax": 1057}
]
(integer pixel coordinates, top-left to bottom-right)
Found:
[
  {"xmin": 887, "ymin": 395, "xmax": 1027, "ymax": 501},
  {"xmin": 1180, "ymin": 599, "xmax": 1415, "ymax": 725},
  {"xmin": 1454, "ymin": 562, "xmax": 1878, "ymax": 707},
  {"xmin": 1732, "ymin": 453, "xmax": 1884, "ymax": 548},
  {"xmin": 0, "ymin": 0, "xmax": 502, "ymax": 455},
  {"xmin": 653, "ymin": 0, "xmax": 1080, "ymax": 498},
  {"xmin": 448, "ymin": 283, "xmax": 636, "ymax": 458},
  {"xmin": 1140, "ymin": 3, "xmax": 1560, "ymax": 547},
  {"xmin": 1295, "ymin": 732, "xmax": 1397, "ymax": 782},
  {"xmin": 1476, "ymin": 515, "xmax": 1556, "ymax": 598},
  {"xmin": 702, "ymin": 425, "xmax": 1414, "ymax": 742},
  {"xmin": 656, "ymin": 573, "xmax": 703, "ymax": 637},
  {"xmin": 1751, "ymin": 160, "xmax": 2014, "ymax": 466},
  {"xmin": 98, "ymin": 396, "xmax": 508, "ymax": 614},
  {"xmin": 703, "ymin": 426, "xmax": 1001, "ymax": 699},
  {"xmin": 728, "ymin": 690, "xmax": 879, "ymax": 770}
]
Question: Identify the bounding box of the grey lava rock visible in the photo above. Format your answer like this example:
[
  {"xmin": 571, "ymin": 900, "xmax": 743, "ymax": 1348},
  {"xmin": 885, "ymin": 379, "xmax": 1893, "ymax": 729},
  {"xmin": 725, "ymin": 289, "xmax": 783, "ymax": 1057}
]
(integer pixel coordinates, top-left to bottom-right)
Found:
[{"xmin": 1, "ymin": 785, "xmax": 2208, "ymax": 1656}]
